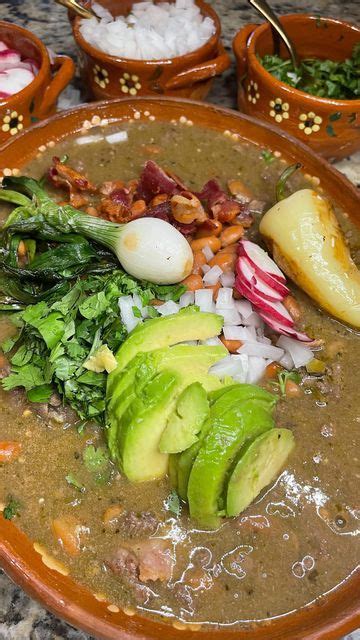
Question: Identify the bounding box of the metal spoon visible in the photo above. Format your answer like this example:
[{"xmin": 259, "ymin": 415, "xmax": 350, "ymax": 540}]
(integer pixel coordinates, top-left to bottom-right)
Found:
[
  {"xmin": 248, "ymin": 0, "xmax": 300, "ymax": 68},
  {"xmin": 54, "ymin": 0, "xmax": 101, "ymax": 20}
]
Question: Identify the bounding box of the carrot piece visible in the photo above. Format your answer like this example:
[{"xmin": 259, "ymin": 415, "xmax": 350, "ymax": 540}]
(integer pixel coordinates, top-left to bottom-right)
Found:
[
  {"xmin": 181, "ymin": 274, "xmax": 203, "ymax": 291},
  {"xmin": 102, "ymin": 504, "xmax": 124, "ymax": 526},
  {"xmin": 0, "ymin": 441, "xmax": 22, "ymax": 463}
]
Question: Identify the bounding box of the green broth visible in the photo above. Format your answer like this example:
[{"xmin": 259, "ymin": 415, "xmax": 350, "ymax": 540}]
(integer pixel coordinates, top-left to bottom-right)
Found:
[{"xmin": 0, "ymin": 121, "xmax": 359, "ymax": 628}]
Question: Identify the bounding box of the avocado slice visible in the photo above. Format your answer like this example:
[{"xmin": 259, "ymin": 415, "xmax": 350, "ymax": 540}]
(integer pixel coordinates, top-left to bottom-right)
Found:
[
  {"xmin": 176, "ymin": 384, "xmax": 275, "ymax": 502},
  {"xmin": 226, "ymin": 428, "xmax": 295, "ymax": 517},
  {"xmin": 114, "ymin": 345, "xmax": 226, "ymax": 482},
  {"xmin": 187, "ymin": 389, "xmax": 276, "ymax": 529},
  {"xmin": 159, "ymin": 382, "xmax": 210, "ymax": 454},
  {"xmin": 110, "ymin": 308, "xmax": 224, "ymax": 377}
]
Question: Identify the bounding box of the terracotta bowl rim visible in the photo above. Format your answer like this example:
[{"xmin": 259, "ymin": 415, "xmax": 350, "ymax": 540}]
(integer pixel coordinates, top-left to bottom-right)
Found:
[
  {"xmin": 0, "ymin": 19, "xmax": 51, "ymax": 109},
  {"xmin": 0, "ymin": 96, "xmax": 360, "ymax": 640},
  {"xmin": 235, "ymin": 13, "xmax": 360, "ymax": 108},
  {"xmin": 72, "ymin": 0, "xmax": 221, "ymax": 67}
]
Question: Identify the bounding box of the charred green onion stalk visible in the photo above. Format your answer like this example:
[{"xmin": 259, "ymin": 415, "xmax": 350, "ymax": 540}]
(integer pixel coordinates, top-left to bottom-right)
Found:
[{"xmin": 1, "ymin": 176, "xmax": 193, "ymax": 284}]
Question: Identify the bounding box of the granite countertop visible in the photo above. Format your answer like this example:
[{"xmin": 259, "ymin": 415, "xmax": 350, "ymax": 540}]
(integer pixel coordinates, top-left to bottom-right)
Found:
[{"xmin": 0, "ymin": 0, "xmax": 359, "ymax": 638}]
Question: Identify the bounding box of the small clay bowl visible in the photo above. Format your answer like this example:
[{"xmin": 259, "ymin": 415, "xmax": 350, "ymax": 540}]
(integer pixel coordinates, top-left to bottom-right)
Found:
[
  {"xmin": 71, "ymin": 0, "xmax": 230, "ymax": 100},
  {"xmin": 0, "ymin": 21, "xmax": 75, "ymax": 148},
  {"xmin": 233, "ymin": 14, "xmax": 360, "ymax": 161}
]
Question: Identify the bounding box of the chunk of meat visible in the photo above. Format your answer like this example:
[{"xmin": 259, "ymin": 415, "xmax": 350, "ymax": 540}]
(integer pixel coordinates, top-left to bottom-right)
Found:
[
  {"xmin": 197, "ymin": 179, "xmax": 241, "ymax": 223},
  {"xmin": 0, "ymin": 353, "xmax": 10, "ymax": 379},
  {"xmin": 136, "ymin": 161, "xmax": 179, "ymax": 203},
  {"xmin": 48, "ymin": 157, "xmax": 96, "ymax": 207},
  {"xmin": 119, "ymin": 511, "xmax": 158, "ymax": 538},
  {"xmin": 100, "ymin": 187, "xmax": 135, "ymax": 223},
  {"xmin": 131, "ymin": 539, "xmax": 174, "ymax": 582},
  {"xmin": 99, "ymin": 180, "xmax": 125, "ymax": 196},
  {"xmin": 107, "ymin": 538, "xmax": 173, "ymax": 584},
  {"xmin": 145, "ymin": 200, "xmax": 171, "ymax": 222}
]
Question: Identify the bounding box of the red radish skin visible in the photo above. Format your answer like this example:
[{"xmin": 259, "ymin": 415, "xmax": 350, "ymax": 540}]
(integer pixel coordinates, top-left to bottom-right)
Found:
[
  {"xmin": 236, "ymin": 256, "xmax": 284, "ymax": 302},
  {"xmin": 235, "ymin": 278, "xmax": 294, "ymax": 327},
  {"xmin": 238, "ymin": 239, "xmax": 288, "ymax": 293},
  {"xmin": 258, "ymin": 311, "xmax": 312, "ymax": 342}
]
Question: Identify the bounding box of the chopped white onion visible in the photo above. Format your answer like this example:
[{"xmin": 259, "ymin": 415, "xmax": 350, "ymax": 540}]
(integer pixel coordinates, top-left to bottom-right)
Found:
[
  {"xmin": 223, "ymin": 326, "xmax": 255, "ymax": 341},
  {"xmin": 201, "ymin": 264, "xmax": 211, "ymax": 274},
  {"xmin": 179, "ymin": 291, "xmax": 195, "ymax": 308},
  {"xmin": 195, "ymin": 289, "xmax": 214, "ymax": 313},
  {"xmin": 220, "ymin": 271, "xmax": 235, "ymax": 287},
  {"xmin": 210, "ymin": 354, "xmax": 248, "ymax": 382},
  {"xmin": 202, "ymin": 265, "xmax": 223, "ymax": 286},
  {"xmin": 76, "ymin": 134, "xmax": 104, "ymax": 145},
  {"xmin": 202, "ymin": 245, "xmax": 214, "ymax": 262},
  {"xmin": 105, "ymin": 130, "xmax": 128, "ymax": 144},
  {"xmin": 277, "ymin": 335, "xmax": 313, "ymax": 368},
  {"xmin": 242, "ymin": 312, "xmax": 264, "ymax": 328},
  {"xmin": 246, "ymin": 356, "xmax": 269, "ymax": 384},
  {"xmin": 235, "ymin": 299, "xmax": 253, "ymax": 319},
  {"xmin": 279, "ymin": 352, "xmax": 294, "ymax": 370},
  {"xmin": 238, "ymin": 342, "xmax": 285, "ymax": 360},
  {"xmin": 132, "ymin": 292, "xmax": 148, "ymax": 318},
  {"xmin": 201, "ymin": 337, "xmax": 223, "ymax": 347},
  {"xmin": 217, "ymin": 307, "xmax": 242, "ymax": 326},
  {"xmin": 119, "ymin": 295, "xmax": 142, "ymax": 333},
  {"xmin": 216, "ymin": 287, "xmax": 234, "ymax": 310},
  {"xmin": 157, "ymin": 300, "xmax": 180, "ymax": 316}
]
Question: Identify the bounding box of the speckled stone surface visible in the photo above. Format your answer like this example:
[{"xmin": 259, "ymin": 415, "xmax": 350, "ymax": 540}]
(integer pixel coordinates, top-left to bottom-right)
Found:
[{"xmin": 0, "ymin": 1, "xmax": 359, "ymax": 638}]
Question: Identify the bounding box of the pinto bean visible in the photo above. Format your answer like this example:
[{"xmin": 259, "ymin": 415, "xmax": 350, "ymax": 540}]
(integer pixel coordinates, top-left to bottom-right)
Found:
[
  {"xmin": 220, "ymin": 225, "xmax": 244, "ymax": 247},
  {"xmin": 0, "ymin": 441, "xmax": 22, "ymax": 463},
  {"xmin": 264, "ymin": 362, "xmax": 281, "ymax": 379},
  {"xmin": 283, "ymin": 295, "xmax": 302, "ymax": 322},
  {"xmin": 181, "ymin": 274, "xmax": 203, "ymax": 291},
  {"xmin": 102, "ymin": 504, "xmax": 124, "ymax": 527},
  {"xmin": 191, "ymin": 236, "xmax": 221, "ymax": 253},
  {"xmin": 195, "ymin": 220, "xmax": 223, "ymax": 238},
  {"xmin": 285, "ymin": 379, "xmax": 302, "ymax": 398},
  {"xmin": 220, "ymin": 337, "xmax": 242, "ymax": 353},
  {"xmin": 219, "ymin": 243, "xmax": 238, "ymax": 255},
  {"xmin": 209, "ymin": 251, "xmax": 236, "ymax": 272},
  {"xmin": 192, "ymin": 251, "xmax": 207, "ymax": 275},
  {"xmin": 227, "ymin": 179, "xmax": 253, "ymax": 201},
  {"xmin": 52, "ymin": 515, "xmax": 85, "ymax": 557}
]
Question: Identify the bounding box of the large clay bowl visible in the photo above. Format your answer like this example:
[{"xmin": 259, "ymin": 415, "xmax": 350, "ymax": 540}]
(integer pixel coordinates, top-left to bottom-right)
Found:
[
  {"xmin": 0, "ymin": 20, "xmax": 75, "ymax": 147},
  {"xmin": 70, "ymin": 0, "xmax": 230, "ymax": 101},
  {"xmin": 233, "ymin": 15, "xmax": 360, "ymax": 161},
  {"xmin": 0, "ymin": 97, "xmax": 359, "ymax": 640}
]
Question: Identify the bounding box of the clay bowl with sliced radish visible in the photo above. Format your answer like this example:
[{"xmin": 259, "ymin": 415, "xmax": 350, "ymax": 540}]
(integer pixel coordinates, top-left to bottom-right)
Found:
[{"xmin": 0, "ymin": 21, "xmax": 74, "ymax": 147}]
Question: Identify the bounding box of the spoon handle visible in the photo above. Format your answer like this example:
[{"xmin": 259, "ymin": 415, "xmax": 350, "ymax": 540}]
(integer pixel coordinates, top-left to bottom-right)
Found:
[
  {"xmin": 248, "ymin": 0, "xmax": 300, "ymax": 68},
  {"xmin": 54, "ymin": 0, "xmax": 100, "ymax": 20}
]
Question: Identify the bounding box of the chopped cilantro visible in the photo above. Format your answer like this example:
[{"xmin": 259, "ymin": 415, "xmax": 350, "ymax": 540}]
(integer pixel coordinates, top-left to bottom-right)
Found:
[
  {"xmin": 3, "ymin": 496, "xmax": 20, "ymax": 520},
  {"xmin": 83, "ymin": 445, "xmax": 111, "ymax": 484},
  {"xmin": 261, "ymin": 149, "xmax": 276, "ymax": 164},
  {"xmin": 277, "ymin": 370, "xmax": 301, "ymax": 396},
  {"xmin": 164, "ymin": 490, "xmax": 181, "ymax": 517},
  {"xmin": 65, "ymin": 473, "xmax": 85, "ymax": 492}
]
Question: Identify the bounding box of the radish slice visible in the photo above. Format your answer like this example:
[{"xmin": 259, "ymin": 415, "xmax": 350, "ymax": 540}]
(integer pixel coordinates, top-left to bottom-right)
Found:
[
  {"xmin": 0, "ymin": 67, "xmax": 34, "ymax": 95},
  {"xmin": 237, "ymin": 256, "xmax": 284, "ymax": 302},
  {"xmin": 21, "ymin": 58, "xmax": 40, "ymax": 74},
  {"xmin": 0, "ymin": 42, "xmax": 8, "ymax": 53},
  {"xmin": 0, "ymin": 91, "xmax": 10, "ymax": 99},
  {"xmin": 258, "ymin": 310, "xmax": 312, "ymax": 342},
  {"xmin": 235, "ymin": 278, "xmax": 294, "ymax": 327},
  {"xmin": 238, "ymin": 239, "xmax": 287, "ymax": 289},
  {"xmin": 0, "ymin": 50, "xmax": 21, "ymax": 72}
]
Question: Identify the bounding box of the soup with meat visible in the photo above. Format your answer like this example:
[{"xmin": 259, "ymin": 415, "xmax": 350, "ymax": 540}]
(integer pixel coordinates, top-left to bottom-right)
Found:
[{"xmin": 0, "ymin": 120, "xmax": 359, "ymax": 629}]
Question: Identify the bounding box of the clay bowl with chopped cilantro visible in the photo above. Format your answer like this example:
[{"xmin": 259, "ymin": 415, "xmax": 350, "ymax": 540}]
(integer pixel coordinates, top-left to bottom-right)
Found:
[{"xmin": 233, "ymin": 14, "xmax": 360, "ymax": 160}]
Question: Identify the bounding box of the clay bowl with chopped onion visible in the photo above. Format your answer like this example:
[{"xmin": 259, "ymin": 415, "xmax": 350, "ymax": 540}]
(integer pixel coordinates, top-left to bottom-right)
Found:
[
  {"xmin": 0, "ymin": 96, "xmax": 360, "ymax": 640},
  {"xmin": 70, "ymin": 0, "xmax": 230, "ymax": 100},
  {"xmin": 0, "ymin": 20, "xmax": 74, "ymax": 147}
]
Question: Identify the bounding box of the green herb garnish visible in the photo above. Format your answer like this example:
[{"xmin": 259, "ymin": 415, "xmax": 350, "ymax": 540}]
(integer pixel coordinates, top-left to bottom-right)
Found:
[
  {"xmin": 3, "ymin": 496, "xmax": 20, "ymax": 520},
  {"xmin": 261, "ymin": 149, "xmax": 276, "ymax": 164},
  {"xmin": 65, "ymin": 473, "xmax": 85, "ymax": 492},
  {"xmin": 260, "ymin": 44, "xmax": 360, "ymax": 100},
  {"xmin": 277, "ymin": 371, "xmax": 301, "ymax": 396},
  {"xmin": 164, "ymin": 489, "xmax": 181, "ymax": 516}
]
